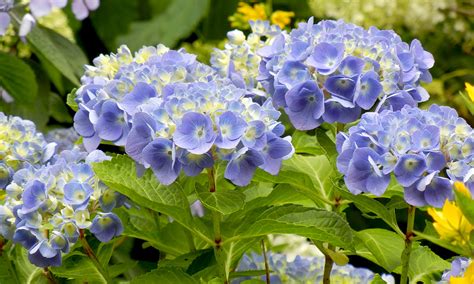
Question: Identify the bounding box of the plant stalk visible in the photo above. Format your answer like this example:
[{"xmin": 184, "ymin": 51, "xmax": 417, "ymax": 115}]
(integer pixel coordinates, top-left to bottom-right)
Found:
[
  {"xmin": 261, "ymin": 239, "xmax": 270, "ymax": 284},
  {"xmin": 43, "ymin": 268, "xmax": 58, "ymax": 284},
  {"xmin": 322, "ymin": 244, "xmax": 334, "ymax": 284},
  {"xmin": 207, "ymin": 167, "xmax": 228, "ymax": 283},
  {"xmin": 79, "ymin": 230, "xmax": 111, "ymax": 283},
  {"xmin": 400, "ymin": 206, "xmax": 416, "ymax": 284}
]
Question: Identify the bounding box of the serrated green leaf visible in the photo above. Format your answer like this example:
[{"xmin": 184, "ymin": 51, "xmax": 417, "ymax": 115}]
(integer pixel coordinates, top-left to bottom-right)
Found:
[
  {"xmin": 93, "ymin": 155, "xmax": 212, "ymax": 244},
  {"xmin": 131, "ymin": 267, "xmax": 197, "ymax": 284},
  {"xmin": 117, "ymin": 0, "xmax": 210, "ymax": 50},
  {"xmin": 253, "ymin": 154, "xmax": 335, "ymax": 207},
  {"xmin": 26, "ymin": 25, "xmax": 80, "ymax": 85},
  {"xmin": 355, "ymin": 229, "xmax": 404, "ymax": 272},
  {"xmin": 0, "ymin": 53, "xmax": 37, "ymax": 103},
  {"xmin": 50, "ymin": 253, "xmax": 107, "ymax": 283},
  {"xmin": 66, "ymin": 89, "xmax": 78, "ymax": 111},
  {"xmin": 406, "ymin": 245, "xmax": 450, "ymax": 282},
  {"xmin": 233, "ymin": 205, "xmax": 353, "ymax": 249},
  {"xmin": 339, "ymin": 191, "xmax": 403, "ymax": 235},
  {"xmin": 198, "ymin": 191, "xmax": 245, "ymax": 215}
]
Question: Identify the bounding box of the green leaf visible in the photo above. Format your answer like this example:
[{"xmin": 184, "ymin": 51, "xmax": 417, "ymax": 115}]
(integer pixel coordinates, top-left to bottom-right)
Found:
[
  {"xmin": 26, "ymin": 25, "xmax": 80, "ymax": 85},
  {"xmin": 197, "ymin": 190, "xmax": 245, "ymax": 215},
  {"xmin": 355, "ymin": 229, "xmax": 404, "ymax": 272},
  {"xmin": 42, "ymin": 28, "xmax": 88, "ymax": 78},
  {"xmin": 90, "ymin": 0, "xmax": 139, "ymax": 50},
  {"xmin": 370, "ymin": 274, "xmax": 389, "ymax": 284},
  {"xmin": 97, "ymin": 241, "xmax": 115, "ymax": 267},
  {"xmin": 66, "ymin": 89, "xmax": 78, "ymax": 111},
  {"xmin": 454, "ymin": 189, "xmax": 474, "ymax": 225},
  {"xmin": 406, "ymin": 245, "xmax": 450, "ymax": 283},
  {"xmin": 292, "ymin": 130, "xmax": 324, "ymax": 155},
  {"xmin": 117, "ymin": 0, "xmax": 210, "ymax": 50},
  {"xmin": 0, "ymin": 53, "xmax": 37, "ymax": 103},
  {"xmin": 253, "ymin": 154, "xmax": 335, "ymax": 207},
  {"xmin": 93, "ymin": 155, "xmax": 211, "ymax": 244},
  {"xmin": 50, "ymin": 253, "xmax": 107, "ymax": 283},
  {"xmin": 49, "ymin": 93, "xmax": 72, "ymax": 123},
  {"xmin": 130, "ymin": 267, "xmax": 197, "ymax": 284},
  {"xmin": 339, "ymin": 191, "xmax": 403, "ymax": 235},
  {"xmin": 234, "ymin": 205, "xmax": 353, "ymax": 249}
]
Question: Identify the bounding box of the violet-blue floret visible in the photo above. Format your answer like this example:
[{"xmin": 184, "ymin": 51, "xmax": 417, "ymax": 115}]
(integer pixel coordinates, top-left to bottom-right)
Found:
[
  {"xmin": 0, "ymin": 148, "xmax": 125, "ymax": 267},
  {"xmin": 212, "ymin": 18, "xmax": 434, "ymax": 130},
  {"xmin": 0, "ymin": 112, "xmax": 56, "ymax": 190},
  {"xmin": 74, "ymin": 45, "xmax": 216, "ymax": 151},
  {"xmin": 125, "ymin": 77, "xmax": 294, "ymax": 186},
  {"xmin": 336, "ymin": 105, "xmax": 474, "ymax": 208}
]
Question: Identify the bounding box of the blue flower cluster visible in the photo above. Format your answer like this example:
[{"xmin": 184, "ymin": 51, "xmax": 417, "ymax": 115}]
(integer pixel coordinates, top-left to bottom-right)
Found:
[
  {"xmin": 213, "ymin": 19, "xmax": 434, "ymax": 130},
  {"xmin": 0, "ymin": 112, "xmax": 56, "ymax": 190},
  {"xmin": 439, "ymin": 257, "xmax": 471, "ymax": 283},
  {"xmin": 336, "ymin": 105, "xmax": 474, "ymax": 207},
  {"xmin": 74, "ymin": 45, "xmax": 215, "ymax": 151},
  {"xmin": 125, "ymin": 77, "xmax": 294, "ymax": 186},
  {"xmin": 234, "ymin": 252, "xmax": 395, "ymax": 283},
  {"xmin": 0, "ymin": 148, "xmax": 125, "ymax": 267},
  {"xmin": 45, "ymin": 127, "xmax": 81, "ymax": 152},
  {"xmin": 211, "ymin": 24, "xmax": 281, "ymax": 97}
]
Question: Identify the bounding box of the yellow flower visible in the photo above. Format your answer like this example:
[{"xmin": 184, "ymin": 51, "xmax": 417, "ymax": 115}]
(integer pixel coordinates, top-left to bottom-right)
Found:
[
  {"xmin": 427, "ymin": 200, "xmax": 474, "ymax": 246},
  {"xmin": 270, "ymin": 10, "xmax": 295, "ymax": 29},
  {"xmin": 229, "ymin": 2, "xmax": 267, "ymax": 29},
  {"xmin": 450, "ymin": 261, "xmax": 474, "ymax": 284},
  {"xmin": 465, "ymin": 82, "xmax": 474, "ymax": 102}
]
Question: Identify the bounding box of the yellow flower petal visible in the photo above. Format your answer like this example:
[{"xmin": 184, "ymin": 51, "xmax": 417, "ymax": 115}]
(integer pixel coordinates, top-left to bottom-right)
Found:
[
  {"xmin": 465, "ymin": 82, "xmax": 474, "ymax": 102},
  {"xmin": 270, "ymin": 10, "xmax": 295, "ymax": 29},
  {"xmin": 454, "ymin": 181, "xmax": 472, "ymax": 198}
]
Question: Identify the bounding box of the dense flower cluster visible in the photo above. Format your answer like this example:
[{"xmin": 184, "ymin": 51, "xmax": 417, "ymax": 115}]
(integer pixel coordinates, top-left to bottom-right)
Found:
[
  {"xmin": 234, "ymin": 252, "xmax": 395, "ymax": 283},
  {"xmin": 211, "ymin": 23, "xmax": 281, "ymax": 98},
  {"xmin": 440, "ymin": 257, "xmax": 474, "ymax": 283},
  {"xmin": 0, "ymin": 148, "xmax": 124, "ymax": 267},
  {"xmin": 74, "ymin": 45, "xmax": 215, "ymax": 151},
  {"xmin": 0, "ymin": 112, "xmax": 56, "ymax": 189},
  {"xmin": 45, "ymin": 128, "xmax": 80, "ymax": 152},
  {"xmin": 336, "ymin": 105, "xmax": 474, "ymax": 207},
  {"xmin": 0, "ymin": 0, "xmax": 100, "ymax": 37},
  {"xmin": 125, "ymin": 77, "xmax": 293, "ymax": 186},
  {"xmin": 213, "ymin": 18, "xmax": 434, "ymax": 130}
]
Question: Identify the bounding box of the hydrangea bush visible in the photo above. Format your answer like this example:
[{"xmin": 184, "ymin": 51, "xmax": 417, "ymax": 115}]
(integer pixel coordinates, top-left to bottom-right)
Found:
[{"xmin": 0, "ymin": 6, "xmax": 474, "ymax": 284}]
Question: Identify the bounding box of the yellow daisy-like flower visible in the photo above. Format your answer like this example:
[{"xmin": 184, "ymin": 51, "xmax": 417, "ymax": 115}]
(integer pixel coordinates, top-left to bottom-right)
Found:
[
  {"xmin": 465, "ymin": 82, "xmax": 474, "ymax": 102},
  {"xmin": 450, "ymin": 261, "xmax": 474, "ymax": 284},
  {"xmin": 237, "ymin": 2, "xmax": 267, "ymax": 21},
  {"xmin": 455, "ymin": 181, "xmax": 472, "ymax": 198},
  {"xmin": 270, "ymin": 10, "xmax": 295, "ymax": 29},
  {"xmin": 427, "ymin": 199, "xmax": 473, "ymax": 246}
]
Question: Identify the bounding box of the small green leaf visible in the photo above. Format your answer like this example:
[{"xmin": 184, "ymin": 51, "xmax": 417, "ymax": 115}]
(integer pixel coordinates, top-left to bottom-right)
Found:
[
  {"xmin": 370, "ymin": 274, "xmax": 389, "ymax": 284},
  {"xmin": 0, "ymin": 53, "xmax": 37, "ymax": 103},
  {"xmin": 197, "ymin": 190, "xmax": 245, "ymax": 215},
  {"xmin": 355, "ymin": 229, "xmax": 404, "ymax": 272},
  {"xmin": 130, "ymin": 267, "xmax": 197, "ymax": 284},
  {"xmin": 66, "ymin": 89, "xmax": 78, "ymax": 111}
]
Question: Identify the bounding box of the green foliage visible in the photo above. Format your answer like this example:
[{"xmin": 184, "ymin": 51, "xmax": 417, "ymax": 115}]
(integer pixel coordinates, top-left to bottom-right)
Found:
[
  {"xmin": 51, "ymin": 252, "xmax": 108, "ymax": 283},
  {"xmin": 130, "ymin": 267, "xmax": 197, "ymax": 284},
  {"xmin": 355, "ymin": 229, "xmax": 404, "ymax": 271},
  {"xmin": 405, "ymin": 244, "xmax": 450, "ymax": 282},
  {"xmin": 197, "ymin": 190, "xmax": 246, "ymax": 215},
  {"xmin": 0, "ymin": 52, "xmax": 37, "ymax": 103},
  {"xmin": 116, "ymin": 0, "xmax": 210, "ymax": 50},
  {"xmin": 454, "ymin": 188, "xmax": 474, "ymax": 225}
]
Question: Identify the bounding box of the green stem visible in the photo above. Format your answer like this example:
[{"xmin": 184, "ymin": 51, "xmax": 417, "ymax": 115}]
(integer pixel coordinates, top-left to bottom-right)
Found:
[
  {"xmin": 0, "ymin": 237, "xmax": 4, "ymax": 256},
  {"xmin": 261, "ymin": 239, "xmax": 270, "ymax": 284},
  {"xmin": 43, "ymin": 268, "xmax": 58, "ymax": 284},
  {"xmin": 207, "ymin": 167, "xmax": 228, "ymax": 283},
  {"xmin": 323, "ymin": 244, "xmax": 334, "ymax": 284},
  {"xmin": 79, "ymin": 230, "xmax": 111, "ymax": 283},
  {"xmin": 400, "ymin": 206, "xmax": 416, "ymax": 284}
]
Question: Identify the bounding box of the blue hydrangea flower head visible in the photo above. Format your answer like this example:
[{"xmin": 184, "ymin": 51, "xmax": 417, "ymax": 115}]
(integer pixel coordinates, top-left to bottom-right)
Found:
[
  {"xmin": 234, "ymin": 251, "xmax": 395, "ymax": 283},
  {"xmin": 125, "ymin": 76, "xmax": 294, "ymax": 186},
  {"xmin": 336, "ymin": 105, "xmax": 474, "ymax": 207},
  {"xmin": 213, "ymin": 18, "xmax": 434, "ymax": 130},
  {"xmin": 0, "ymin": 112, "xmax": 56, "ymax": 190},
  {"xmin": 74, "ymin": 45, "xmax": 217, "ymax": 151},
  {"xmin": 0, "ymin": 148, "xmax": 125, "ymax": 267}
]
